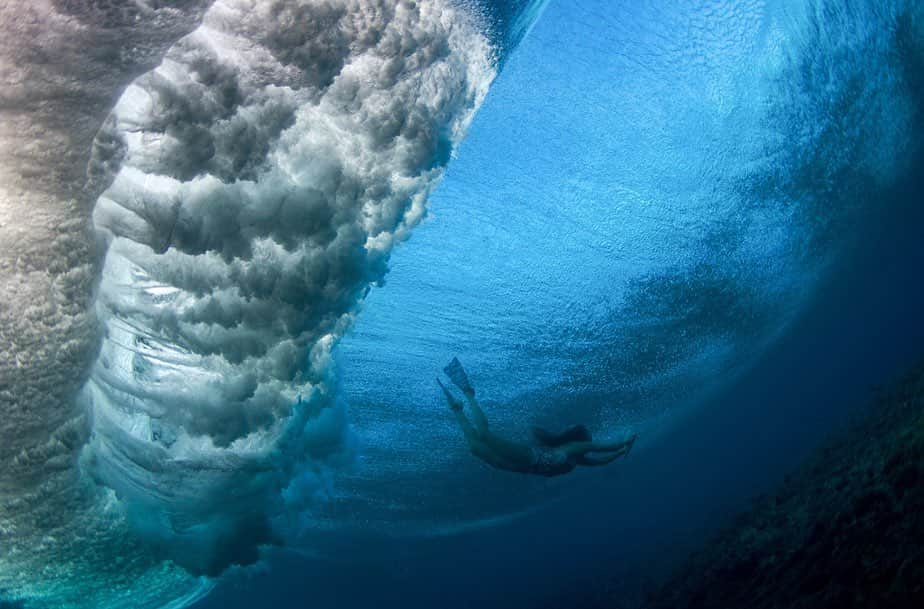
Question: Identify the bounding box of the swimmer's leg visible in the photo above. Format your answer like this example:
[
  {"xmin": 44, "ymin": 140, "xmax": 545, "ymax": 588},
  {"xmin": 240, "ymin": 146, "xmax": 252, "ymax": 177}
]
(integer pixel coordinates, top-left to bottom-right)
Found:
[
  {"xmin": 453, "ymin": 409, "xmax": 481, "ymax": 446},
  {"xmin": 439, "ymin": 378, "xmax": 480, "ymax": 445},
  {"xmin": 443, "ymin": 358, "xmax": 488, "ymax": 433},
  {"xmin": 437, "ymin": 378, "xmax": 463, "ymax": 411},
  {"xmin": 561, "ymin": 434, "xmax": 637, "ymax": 459},
  {"xmin": 465, "ymin": 395, "xmax": 490, "ymax": 435}
]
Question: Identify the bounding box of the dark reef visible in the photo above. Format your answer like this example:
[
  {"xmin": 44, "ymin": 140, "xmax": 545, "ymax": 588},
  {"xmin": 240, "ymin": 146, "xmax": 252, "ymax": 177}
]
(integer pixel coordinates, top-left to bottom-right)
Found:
[{"xmin": 637, "ymin": 365, "xmax": 924, "ymax": 609}]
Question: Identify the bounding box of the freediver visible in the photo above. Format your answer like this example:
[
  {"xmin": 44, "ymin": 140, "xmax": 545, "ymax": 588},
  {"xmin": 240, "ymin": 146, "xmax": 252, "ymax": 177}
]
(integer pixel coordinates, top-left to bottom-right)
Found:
[{"xmin": 438, "ymin": 357, "xmax": 636, "ymax": 477}]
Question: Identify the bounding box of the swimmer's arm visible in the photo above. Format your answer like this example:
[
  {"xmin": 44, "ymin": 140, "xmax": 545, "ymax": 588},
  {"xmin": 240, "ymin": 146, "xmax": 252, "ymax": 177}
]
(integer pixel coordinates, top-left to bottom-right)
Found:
[{"xmin": 576, "ymin": 453, "xmax": 623, "ymax": 466}]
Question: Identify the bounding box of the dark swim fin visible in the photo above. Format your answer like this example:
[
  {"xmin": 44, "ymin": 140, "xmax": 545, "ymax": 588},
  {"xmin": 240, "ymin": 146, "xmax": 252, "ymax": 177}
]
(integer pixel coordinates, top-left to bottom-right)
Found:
[
  {"xmin": 531, "ymin": 424, "xmax": 592, "ymax": 447},
  {"xmin": 443, "ymin": 357, "xmax": 475, "ymax": 397}
]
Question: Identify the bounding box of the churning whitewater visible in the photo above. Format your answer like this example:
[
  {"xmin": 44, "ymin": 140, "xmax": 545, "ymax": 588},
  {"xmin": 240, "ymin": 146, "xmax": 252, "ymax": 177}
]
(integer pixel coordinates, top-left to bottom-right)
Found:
[
  {"xmin": 0, "ymin": 1, "xmax": 544, "ymax": 607},
  {"xmin": 87, "ymin": 0, "xmax": 495, "ymax": 574}
]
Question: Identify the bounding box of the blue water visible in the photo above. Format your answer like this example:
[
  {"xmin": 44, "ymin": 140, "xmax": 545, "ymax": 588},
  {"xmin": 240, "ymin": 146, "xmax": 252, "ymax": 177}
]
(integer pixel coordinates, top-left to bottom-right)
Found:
[
  {"xmin": 190, "ymin": 0, "xmax": 924, "ymax": 607},
  {"xmin": 2, "ymin": 0, "xmax": 922, "ymax": 607}
]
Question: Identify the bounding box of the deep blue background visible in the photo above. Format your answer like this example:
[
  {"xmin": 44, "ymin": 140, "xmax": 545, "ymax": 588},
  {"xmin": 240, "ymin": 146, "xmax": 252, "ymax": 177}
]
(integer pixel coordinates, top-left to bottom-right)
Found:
[{"xmin": 194, "ymin": 0, "xmax": 924, "ymax": 607}]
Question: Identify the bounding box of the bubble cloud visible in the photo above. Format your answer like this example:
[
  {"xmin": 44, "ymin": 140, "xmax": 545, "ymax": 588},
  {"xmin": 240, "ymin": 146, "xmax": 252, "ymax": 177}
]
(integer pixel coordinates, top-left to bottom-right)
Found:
[
  {"xmin": 87, "ymin": 0, "xmax": 495, "ymax": 575},
  {"xmin": 0, "ymin": 1, "xmax": 545, "ymax": 607}
]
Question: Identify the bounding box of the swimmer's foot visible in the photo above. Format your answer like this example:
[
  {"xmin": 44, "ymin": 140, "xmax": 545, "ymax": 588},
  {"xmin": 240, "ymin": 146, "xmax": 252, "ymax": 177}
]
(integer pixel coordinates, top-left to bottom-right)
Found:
[
  {"xmin": 437, "ymin": 378, "xmax": 464, "ymax": 411},
  {"xmin": 443, "ymin": 357, "xmax": 475, "ymax": 398}
]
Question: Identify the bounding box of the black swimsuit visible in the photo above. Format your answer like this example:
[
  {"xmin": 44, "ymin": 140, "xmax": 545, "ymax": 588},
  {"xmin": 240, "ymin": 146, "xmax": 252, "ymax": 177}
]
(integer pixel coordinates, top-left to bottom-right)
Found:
[{"xmin": 528, "ymin": 446, "xmax": 576, "ymax": 477}]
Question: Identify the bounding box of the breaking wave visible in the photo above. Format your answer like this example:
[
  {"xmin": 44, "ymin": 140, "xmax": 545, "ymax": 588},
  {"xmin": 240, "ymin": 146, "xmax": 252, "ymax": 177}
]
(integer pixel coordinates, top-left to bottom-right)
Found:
[
  {"xmin": 0, "ymin": 1, "xmax": 544, "ymax": 607},
  {"xmin": 1, "ymin": 0, "xmax": 921, "ymax": 608}
]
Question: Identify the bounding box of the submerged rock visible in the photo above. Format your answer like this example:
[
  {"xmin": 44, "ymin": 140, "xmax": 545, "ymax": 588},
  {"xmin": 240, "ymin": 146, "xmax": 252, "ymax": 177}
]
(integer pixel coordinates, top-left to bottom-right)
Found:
[{"xmin": 640, "ymin": 365, "xmax": 924, "ymax": 609}]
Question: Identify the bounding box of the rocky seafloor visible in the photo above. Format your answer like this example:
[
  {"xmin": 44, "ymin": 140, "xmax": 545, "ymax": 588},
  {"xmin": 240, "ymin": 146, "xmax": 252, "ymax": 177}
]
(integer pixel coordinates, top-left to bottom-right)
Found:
[{"xmin": 637, "ymin": 365, "xmax": 924, "ymax": 609}]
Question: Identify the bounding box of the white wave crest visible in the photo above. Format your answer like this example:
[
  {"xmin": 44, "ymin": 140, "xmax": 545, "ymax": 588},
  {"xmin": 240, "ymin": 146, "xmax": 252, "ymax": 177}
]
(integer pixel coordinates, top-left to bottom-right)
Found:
[
  {"xmin": 85, "ymin": 0, "xmax": 495, "ymax": 576},
  {"xmin": 0, "ymin": 1, "xmax": 503, "ymax": 607}
]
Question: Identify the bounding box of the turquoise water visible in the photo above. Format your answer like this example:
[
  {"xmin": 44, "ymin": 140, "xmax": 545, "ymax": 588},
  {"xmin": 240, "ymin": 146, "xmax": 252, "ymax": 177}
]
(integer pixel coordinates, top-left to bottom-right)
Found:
[
  {"xmin": 198, "ymin": 0, "xmax": 924, "ymax": 606},
  {"xmin": 1, "ymin": 0, "xmax": 922, "ymax": 607},
  {"xmin": 311, "ymin": 0, "xmax": 922, "ymax": 546}
]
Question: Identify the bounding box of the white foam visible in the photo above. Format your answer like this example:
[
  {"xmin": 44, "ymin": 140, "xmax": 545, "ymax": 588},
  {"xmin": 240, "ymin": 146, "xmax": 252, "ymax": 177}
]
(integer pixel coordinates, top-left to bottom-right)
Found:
[{"xmin": 86, "ymin": 0, "xmax": 496, "ymax": 574}]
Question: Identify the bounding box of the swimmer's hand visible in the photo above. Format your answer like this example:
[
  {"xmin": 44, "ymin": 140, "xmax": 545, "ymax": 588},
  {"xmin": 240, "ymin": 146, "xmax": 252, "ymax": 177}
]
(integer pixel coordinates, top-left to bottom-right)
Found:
[{"xmin": 625, "ymin": 433, "xmax": 638, "ymax": 455}]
